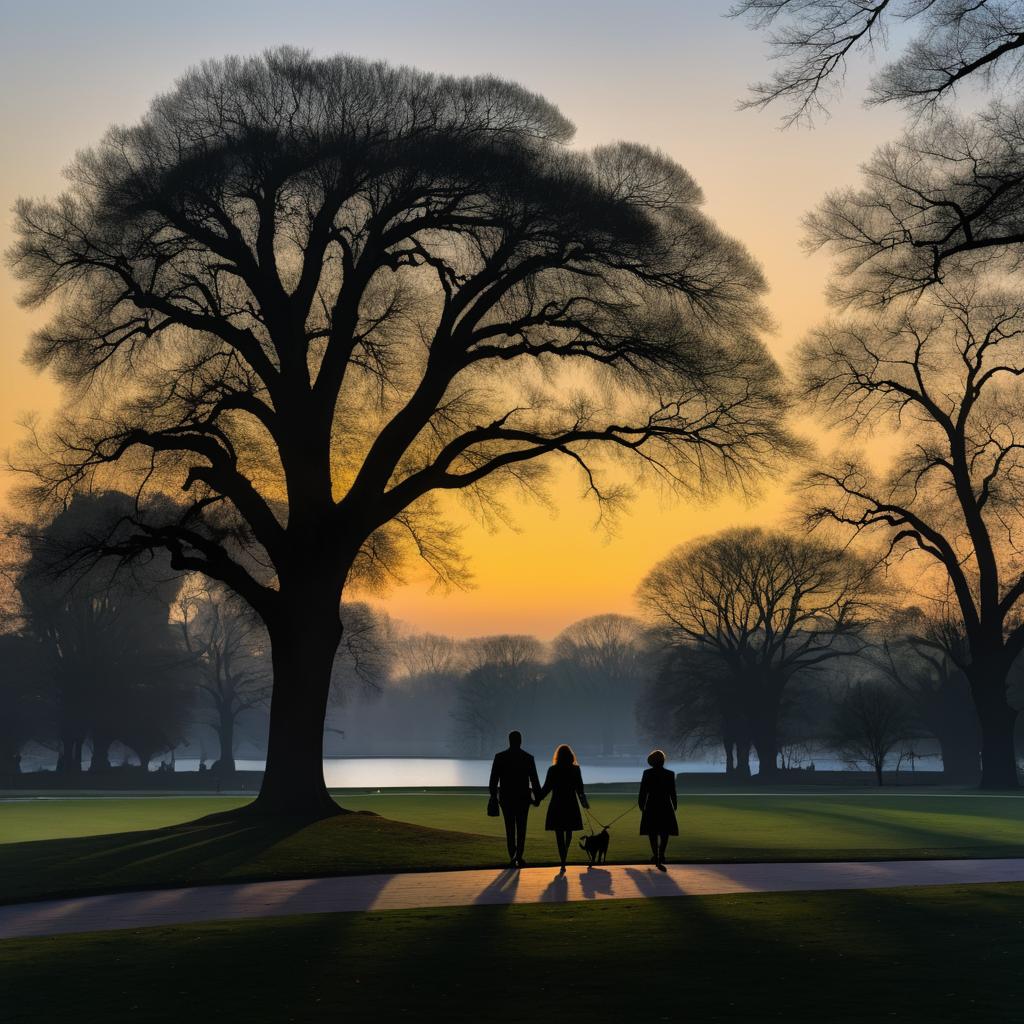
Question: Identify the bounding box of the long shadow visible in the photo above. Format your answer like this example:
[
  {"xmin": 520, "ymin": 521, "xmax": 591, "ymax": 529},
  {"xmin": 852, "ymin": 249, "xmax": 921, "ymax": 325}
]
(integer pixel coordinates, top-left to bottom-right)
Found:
[
  {"xmin": 0, "ymin": 809, "xmax": 501, "ymax": 905},
  {"xmin": 578, "ymin": 866, "xmax": 614, "ymax": 899},
  {"xmin": 540, "ymin": 872, "xmax": 569, "ymax": 903},
  {"xmin": 474, "ymin": 867, "xmax": 521, "ymax": 906},
  {"xmin": 624, "ymin": 866, "xmax": 684, "ymax": 898},
  {"xmin": 0, "ymin": 816, "xmax": 308, "ymax": 905},
  {"xmin": 781, "ymin": 801, "xmax": 1024, "ymax": 853}
]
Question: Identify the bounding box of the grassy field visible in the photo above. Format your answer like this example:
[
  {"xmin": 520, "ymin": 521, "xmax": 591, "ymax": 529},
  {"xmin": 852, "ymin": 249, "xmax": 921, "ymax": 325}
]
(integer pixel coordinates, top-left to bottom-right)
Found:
[
  {"xmin": 4, "ymin": 883, "xmax": 1023, "ymax": 1022},
  {"xmin": 1, "ymin": 790, "xmax": 1022, "ymax": 904}
]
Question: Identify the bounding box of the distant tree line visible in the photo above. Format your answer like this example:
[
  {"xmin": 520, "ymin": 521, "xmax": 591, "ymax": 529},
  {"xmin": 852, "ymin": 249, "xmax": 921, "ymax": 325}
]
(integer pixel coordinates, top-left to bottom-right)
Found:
[{"xmin": 2, "ymin": 492, "xmax": 1021, "ymax": 785}]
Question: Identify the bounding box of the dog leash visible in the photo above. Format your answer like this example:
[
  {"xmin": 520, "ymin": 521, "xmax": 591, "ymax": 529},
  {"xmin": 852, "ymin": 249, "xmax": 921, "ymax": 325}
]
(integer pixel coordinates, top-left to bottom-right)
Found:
[{"xmin": 583, "ymin": 802, "xmax": 637, "ymax": 833}]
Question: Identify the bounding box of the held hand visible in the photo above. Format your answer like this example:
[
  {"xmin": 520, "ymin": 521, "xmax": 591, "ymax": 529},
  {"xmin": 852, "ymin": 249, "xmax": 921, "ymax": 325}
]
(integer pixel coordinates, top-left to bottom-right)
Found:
[{"xmin": 580, "ymin": 795, "xmax": 589, "ymax": 810}]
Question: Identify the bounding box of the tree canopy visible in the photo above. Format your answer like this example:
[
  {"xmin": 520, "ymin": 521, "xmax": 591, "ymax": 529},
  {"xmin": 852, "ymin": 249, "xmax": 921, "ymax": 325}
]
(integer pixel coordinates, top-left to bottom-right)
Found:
[
  {"xmin": 735, "ymin": 0, "xmax": 1024, "ymax": 124},
  {"xmin": 807, "ymin": 101, "xmax": 1024, "ymax": 307},
  {"xmin": 8, "ymin": 49, "xmax": 796, "ymax": 813}
]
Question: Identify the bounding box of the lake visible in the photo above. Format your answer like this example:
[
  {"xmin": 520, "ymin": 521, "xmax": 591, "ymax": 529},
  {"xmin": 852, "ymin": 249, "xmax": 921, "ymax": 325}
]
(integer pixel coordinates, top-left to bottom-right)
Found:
[{"xmin": 167, "ymin": 753, "xmax": 943, "ymax": 786}]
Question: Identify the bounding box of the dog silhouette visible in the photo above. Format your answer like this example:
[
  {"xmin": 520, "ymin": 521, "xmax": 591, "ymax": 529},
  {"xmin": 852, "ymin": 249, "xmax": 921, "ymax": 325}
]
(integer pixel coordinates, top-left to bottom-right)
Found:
[{"xmin": 579, "ymin": 828, "xmax": 609, "ymax": 865}]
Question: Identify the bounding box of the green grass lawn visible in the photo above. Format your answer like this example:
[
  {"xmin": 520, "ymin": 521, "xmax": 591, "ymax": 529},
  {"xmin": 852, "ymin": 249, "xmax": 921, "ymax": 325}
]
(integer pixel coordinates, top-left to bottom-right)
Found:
[
  {"xmin": 1, "ymin": 790, "xmax": 1022, "ymax": 905},
  {"xmin": 5, "ymin": 883, "xmax": 1023, "ymax": 1023},
  {"xmin": 339, "ymin": 790, "xmax": 1024, "ymax": 862}
]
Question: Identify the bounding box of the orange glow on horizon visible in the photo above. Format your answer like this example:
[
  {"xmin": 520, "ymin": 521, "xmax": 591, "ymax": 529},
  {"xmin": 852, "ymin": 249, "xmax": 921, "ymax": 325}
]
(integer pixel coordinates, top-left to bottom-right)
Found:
[{"xmin": 0, "ymin": 4, "xmax": 907, "ymax": 639}]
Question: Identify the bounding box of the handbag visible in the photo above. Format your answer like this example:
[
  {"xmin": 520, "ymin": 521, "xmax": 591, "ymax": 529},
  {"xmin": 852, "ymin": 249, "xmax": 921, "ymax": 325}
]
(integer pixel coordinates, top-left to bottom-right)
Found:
[{"xmin": 486, "ymin": 796, "xmax": 500, "ymax": 817}]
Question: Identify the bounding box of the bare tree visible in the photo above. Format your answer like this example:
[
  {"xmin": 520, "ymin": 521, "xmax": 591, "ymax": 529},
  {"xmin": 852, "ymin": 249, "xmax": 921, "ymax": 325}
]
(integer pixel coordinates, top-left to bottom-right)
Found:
[
  {"xmin": 452, "ymin": 635, "xmax": 545, "ymax": 757},
  {"xmin": 177, "ymin": 577, "xmax": 270, "ymax": 773},
  {"xmin": 832, "ymin": 679, "xmax": 913, "ymax": 785},
  {"xmin": 637, "ymin": 526, "xmax": 880, "ymax": 777},
  {"xmin": 806, "ymin": 101, "xmax": 1024, "ymax": 308},
  {"xmin": 734, "ymin": 0, "xmax": 1024, "ymax": 124},
  {"xmin": 637, "ymin": 642, "xmax": 754, "ymax": 776},
  {"xmin": 394, "ymin": 633, "xmax": 463, "ymax": 681},
  {"xmin": 551, "ymin": 613, "xmax": 646, "ymax": 755},
  {"xmin": 8, "ymin": 49, "xmax": 796, "ymax": 816},
  {"xmin": 799, "ymin": 284, "xmax": 1024, "ymax": 787},
  {"xmin": 868, "ymin": 609, "xmax": 981, "ymax": 781}
]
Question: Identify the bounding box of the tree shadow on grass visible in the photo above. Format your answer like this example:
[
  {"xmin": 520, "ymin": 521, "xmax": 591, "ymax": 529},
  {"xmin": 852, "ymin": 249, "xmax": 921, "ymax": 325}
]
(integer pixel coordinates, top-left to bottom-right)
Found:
[
  {"xmin": 0, "ymin": 810, "xmax": 501, "ymax": 905},
  {"xmin": 0, "ymin": 815, "xmax": 309, "ymax": 905},
  {"xmin": 778, "ymin": 801, "xmax": 1024, "ymax": 856}
]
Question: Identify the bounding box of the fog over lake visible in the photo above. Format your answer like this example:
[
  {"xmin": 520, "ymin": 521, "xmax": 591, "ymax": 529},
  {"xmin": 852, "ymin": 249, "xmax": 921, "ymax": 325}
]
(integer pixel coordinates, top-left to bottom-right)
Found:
[{"xmin": 163, "ymin": 755, "xmax": 942, "ymax": 787}]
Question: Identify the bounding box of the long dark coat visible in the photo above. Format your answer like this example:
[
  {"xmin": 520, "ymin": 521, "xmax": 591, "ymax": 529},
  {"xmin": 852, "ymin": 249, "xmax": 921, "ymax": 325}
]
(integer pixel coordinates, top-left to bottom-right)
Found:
[
  {"xmin": 538, "ymin": 762, "xmax": 586, "ymax": 831},
  {"xmin": 638, "ymin": 766, "xmax": 678, "ymax": 836},
  {"xmin": 489, "ymin": 747, "xmax": 541, "ymax": 808}
]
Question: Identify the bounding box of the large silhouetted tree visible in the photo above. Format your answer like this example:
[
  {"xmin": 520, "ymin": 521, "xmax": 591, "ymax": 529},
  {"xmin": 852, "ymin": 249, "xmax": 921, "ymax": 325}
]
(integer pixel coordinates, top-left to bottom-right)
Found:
[
  {"xmin": 734, "ymin": 0, "xmax": 1024, "ymax": 124},
  {"xmin": 9, "ymin": 50, "xmax": 794, "ymax": 816},
  {"xmin": 806, "ymin": 101, "xmax": 1024, "ymax": 308},
  {"xmin": 799, "ymin": 284, "xmax": 1024, "ymax": 787},
  {"xmin": 637, "ymin": 526, "xmax": 879, "ymax": 777}
]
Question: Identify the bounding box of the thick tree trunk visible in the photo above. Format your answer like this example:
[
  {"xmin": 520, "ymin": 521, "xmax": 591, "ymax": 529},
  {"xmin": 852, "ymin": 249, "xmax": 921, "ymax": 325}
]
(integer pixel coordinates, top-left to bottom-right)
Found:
[
  {"xmin": 936, "ymin": 731, "xmax": 980, "ymax": 784},
  {"xmin": 968, "ymin": 666, "xmax": 1020, "ymax": 789},
  {"xmin": 253, "ymin": 596, "xmax": 344, "ymax": 818},
  {"xmin": 751, "ymin": 681, "xmax": 782, "ymax": 780},
  {"xmin": 58, "ymin": 732, "xmax": 82, "ymax": 774},
  {"xmin": 215, "ymin": 707, "xmax": 236, "ymax": 774},
  {"xmin": 874, "ymin": 761, "xmax": 884, "ymax": 787},
  {"xmin": 723, "ymin": 736, "xmax": 735, "ymax": 775},
  {"xmin": 977, "ymin": 696, "xmax": 1019, "ymax": 789},
  {"xmin": 89, "ymin": 736, "xmax": 112, "ymax": 773},
  {"xmin": 736, "ymin": 740, "xmax": 752, "ymax": 779},
  {"xmin": 753, "ymin": 727, "xmax": 779, "ymax": 780}
]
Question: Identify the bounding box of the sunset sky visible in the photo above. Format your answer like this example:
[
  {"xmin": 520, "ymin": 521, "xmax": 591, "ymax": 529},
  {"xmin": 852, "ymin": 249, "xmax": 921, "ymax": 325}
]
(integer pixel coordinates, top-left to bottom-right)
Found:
[{"xmin": 0, "ymin": 1, "xmax": 910, "ymax": 638}]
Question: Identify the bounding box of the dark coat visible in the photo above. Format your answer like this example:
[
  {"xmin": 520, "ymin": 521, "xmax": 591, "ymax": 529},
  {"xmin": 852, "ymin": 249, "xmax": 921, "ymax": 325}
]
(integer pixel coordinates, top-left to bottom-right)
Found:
[
  {"xmin": 638, "ymin": 766, "xmax": 678, "ymax": 836},
  {"xmin": 538, "ymin": 762, "xmax": 586, "ymax": 831},
  {"xmin": 489, "ymin": 747, "xmax": 541, "ymax": 808}
]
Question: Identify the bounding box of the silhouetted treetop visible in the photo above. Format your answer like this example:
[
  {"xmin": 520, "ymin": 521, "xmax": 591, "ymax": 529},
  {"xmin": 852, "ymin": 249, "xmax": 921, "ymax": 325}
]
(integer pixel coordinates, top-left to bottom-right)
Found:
[
  {"xmin": 637, "ymin": 527, "xmax": 879, "ymax": 674},
  {"xmin": 10, "ymin": 48, "xmax": 791, "ymax": 612},
  {"xmin": 734, "ymin": 0, "xmax": 1024, "ymax": 125},
  {"xmin": 806, "ymin": 101, "xmax": 1024, "ymax": 307},
  {"xmin": 8, "ymin": 48, "xmax": 796, "ymax": 814}
]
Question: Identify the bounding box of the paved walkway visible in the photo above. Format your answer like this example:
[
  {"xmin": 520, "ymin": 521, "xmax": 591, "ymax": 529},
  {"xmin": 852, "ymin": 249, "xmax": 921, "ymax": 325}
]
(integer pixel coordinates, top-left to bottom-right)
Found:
[{"xmin": 2, "ymin": 858, "xmax": 1023, "ymax": 940}]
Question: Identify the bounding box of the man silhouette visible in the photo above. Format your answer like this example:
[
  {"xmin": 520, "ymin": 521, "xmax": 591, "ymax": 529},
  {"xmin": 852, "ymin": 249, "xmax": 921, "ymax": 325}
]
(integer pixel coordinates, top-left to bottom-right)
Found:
[{"xmin": 489, "ymin": 730, "xmax": 541, "ymax": 868}]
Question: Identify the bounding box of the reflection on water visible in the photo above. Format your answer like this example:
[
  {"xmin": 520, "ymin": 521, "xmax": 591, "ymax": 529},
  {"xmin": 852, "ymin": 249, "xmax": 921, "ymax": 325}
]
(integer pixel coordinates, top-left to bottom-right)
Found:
[
  {"xmin": 166, "ymin": 754, "xmax": 942, "ymax": 787},
  {"xmin": 170, "ymin": 757, "xmax": 714, "ymax": 787}
]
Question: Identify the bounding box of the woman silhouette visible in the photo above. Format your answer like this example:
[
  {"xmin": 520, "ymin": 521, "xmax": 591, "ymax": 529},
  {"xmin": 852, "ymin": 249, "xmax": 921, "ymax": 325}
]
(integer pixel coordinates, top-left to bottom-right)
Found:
[
  {"xmin": 638, "ymin": 749, "xmax": 677, "ymax": 870},
  {"xmin": 537, "ymin": 743, "xmax": 589, "ymax": 873}
]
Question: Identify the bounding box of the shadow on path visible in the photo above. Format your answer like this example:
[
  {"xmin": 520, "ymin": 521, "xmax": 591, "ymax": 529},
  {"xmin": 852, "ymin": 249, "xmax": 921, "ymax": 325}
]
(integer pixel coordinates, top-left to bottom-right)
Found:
[
  {"xmin": 474, "ymin": 868, "xmax": 521, "ymax": 905},
  {"xmin": 579, "ymin": 867, "xmax": 613, "ymax": 899}
]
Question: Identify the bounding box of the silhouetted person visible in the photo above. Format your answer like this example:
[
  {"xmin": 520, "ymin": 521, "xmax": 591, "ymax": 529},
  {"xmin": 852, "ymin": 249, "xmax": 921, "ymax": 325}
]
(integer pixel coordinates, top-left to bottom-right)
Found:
[
  {"xmin": 639, "ymin": 749, "xmax": 677, "ymax": 871},
  {"xmin": 537, "ymin": 743, "xmax": 589, "ymax": 872},
  {"xmin": 489, "ymin": 731, "xmax": 541, "ymax": 867}
]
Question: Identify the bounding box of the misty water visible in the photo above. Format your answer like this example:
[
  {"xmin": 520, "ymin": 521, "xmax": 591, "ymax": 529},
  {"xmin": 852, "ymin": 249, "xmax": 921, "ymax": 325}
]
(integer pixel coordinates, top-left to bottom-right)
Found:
[{"xmin": 165, "ymin": 754, "xmax": 942, "ymax": 786}]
